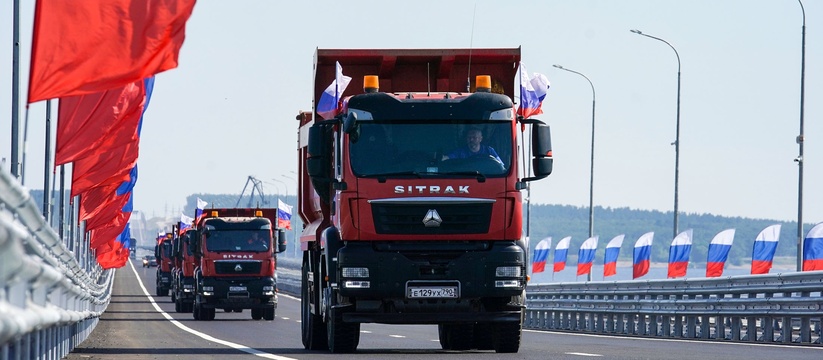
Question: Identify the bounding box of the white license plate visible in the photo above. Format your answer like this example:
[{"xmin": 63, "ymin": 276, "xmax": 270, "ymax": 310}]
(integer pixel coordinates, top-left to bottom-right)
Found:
[
  {"xmin": 407, "ymin": 286, "xmax": 458, "ymax": 299},
  {"xmin": 229, "ymin": 286, "xmax": 247, "ymax": 292}
]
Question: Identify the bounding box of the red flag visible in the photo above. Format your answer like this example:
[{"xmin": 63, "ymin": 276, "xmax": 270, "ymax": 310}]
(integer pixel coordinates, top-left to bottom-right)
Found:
[
  {"xmin": 56, "ymin": 81, "xmax": 144, "ymax": 166},
  {"xmin": 84, "ymin": 193, "xmax": 132, "ymax": 231},
  {"xmin": 90, "ymin": 215, "xmax": 130, "ymax": 250},
  {"xmin": 71, "ymin": 140, "xmax": 139, "ymax": 197},
  {"xmin": 28, "ymin": 0, "xmax": 196, "ymax": 103}
]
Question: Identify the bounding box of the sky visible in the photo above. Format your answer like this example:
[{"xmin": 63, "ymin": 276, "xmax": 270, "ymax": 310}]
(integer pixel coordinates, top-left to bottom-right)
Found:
[{"xmin": 1, "ymin": 0, "xmax": 822, "ymax": 225}]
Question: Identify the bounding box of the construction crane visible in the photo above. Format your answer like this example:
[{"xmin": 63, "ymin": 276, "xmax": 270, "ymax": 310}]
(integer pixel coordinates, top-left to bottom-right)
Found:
[{"xmin": 236, "ymin": 176, "xmax": 268, "ymax": 208}]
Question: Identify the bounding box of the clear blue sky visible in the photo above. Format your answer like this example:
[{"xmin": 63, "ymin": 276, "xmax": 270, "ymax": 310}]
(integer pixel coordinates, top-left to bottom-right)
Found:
[{"xmin": 2, "ymin": 0, "xmax": 821, "ymax": 225}]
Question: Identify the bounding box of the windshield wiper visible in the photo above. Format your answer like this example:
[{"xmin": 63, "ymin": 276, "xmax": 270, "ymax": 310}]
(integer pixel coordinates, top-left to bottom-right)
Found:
[
  {"xmin": 362, "ymin": 171, "xmax": 423, "ymax": 183},
  {"xmin": 439, "ymin": 171, "xmax": 486, "ymax": 183}
]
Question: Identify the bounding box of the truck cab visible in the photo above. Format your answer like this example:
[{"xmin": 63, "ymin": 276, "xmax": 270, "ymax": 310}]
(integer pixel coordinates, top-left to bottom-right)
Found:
[{"xmin": 155, "ymin": 233, "xmax": 173, "ymax": 296}]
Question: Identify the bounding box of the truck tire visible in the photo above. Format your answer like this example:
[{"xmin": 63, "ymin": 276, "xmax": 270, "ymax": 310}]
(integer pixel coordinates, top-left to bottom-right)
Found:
[
  {"xmin": 204, "ymin": 307, "xmax": 216, "ymax": 321},
  {"xmin": 193, "ymin": 302, "xmax": 201, "ymax": 320},
  {"xmin": 251, "ymin": 308, "xmax": 263, "ymax": 320},
  {"xmin": 263, "ymin": 307, "xmax": 275, "ymax": 321},
  {"xmin": 326, "ymin": 295, "xmax": 359, "ymax": 353},
  {"xmin": 492, "ymin": 321, "xmax": 522, "ymax": 353},
  {"xmin": 442, "ymin": 323, "xmax": 474, "ymax": 350},
  {"xmin": 472, "ymin": 323, "xmax": 494, "ymax": 350},
  {"xmin": 174, "ymin": 298, "xmax": 182, "ymax": 313},
  {"xmin": 438, "ymin": 325, "xmax": 451, "ymax": 350},
  {"xmin": 301, "ymin": 254, "xmax": 327, "ymax": 350},
  {"xmin": 183, "ymin": 302, "xmax": 193, "ymax": 313}
]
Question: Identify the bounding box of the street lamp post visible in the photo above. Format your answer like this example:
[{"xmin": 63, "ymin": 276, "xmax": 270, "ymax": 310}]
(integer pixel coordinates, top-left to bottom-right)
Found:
[
  {"xmin": 796, "ymin": 0, "xmax": 806, "ymax": 271},
  {"xmin": 631, "ymin": 29, "xmax": 682, "ymax": 240},
  {"xmin": 553, "ymin": 64, "xmax": 597, "ymax": 281}
]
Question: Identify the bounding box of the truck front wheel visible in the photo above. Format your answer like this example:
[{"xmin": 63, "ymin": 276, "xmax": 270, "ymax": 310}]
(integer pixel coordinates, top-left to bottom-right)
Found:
[
  {"xmin": 301, "ymin": 253, "xmax": 327, "ymax": 350},
  {"xmin": 326, "ymin": 291, "xmax": 359, "ymax": 353},
  {"xmin": 492, "ymin": 321, "xmax": 522, "ymax": 353}
]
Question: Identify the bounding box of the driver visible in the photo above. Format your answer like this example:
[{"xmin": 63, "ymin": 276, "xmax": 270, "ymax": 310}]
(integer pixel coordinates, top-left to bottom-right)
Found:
[{"xmin": 442, "ymin": 127, "xmax": 503, "ymax": 164}]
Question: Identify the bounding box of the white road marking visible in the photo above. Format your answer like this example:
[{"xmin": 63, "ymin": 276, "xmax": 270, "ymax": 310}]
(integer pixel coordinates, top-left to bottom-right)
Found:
[
  {"xmin": 565, "ymin": 352, "xmax": 603, "ymax": 357},
  {"xmin": 360, "ymin": 330, "xmax": 372, "ymax": 334},
  {"xmin": 281, "ymin": 317, "xmax": 290, "ymax": 320},
  {"xmin": 128, "ymin": 261, "xmax": 297, "ymax": 360},
  {"xmin": 389, "ymin": 335, "xmax": 405, "ymax": 338}
]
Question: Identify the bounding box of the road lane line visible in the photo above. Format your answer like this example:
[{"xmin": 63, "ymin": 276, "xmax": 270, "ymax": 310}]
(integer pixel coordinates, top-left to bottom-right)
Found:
[
  {"xmin": 523, "ymin": 329, "xmax": 823, "ymax": 350},
  {"xmin": 565, "ymin": 352, "xmax": 603, "ymax": 357},
  {"xmin": 128, "ymin": 261, "xmax": 297, "ymax": 360},
  {"xmin": 389, "ymin": 335, "xmax": 405, "ymax": 338}
]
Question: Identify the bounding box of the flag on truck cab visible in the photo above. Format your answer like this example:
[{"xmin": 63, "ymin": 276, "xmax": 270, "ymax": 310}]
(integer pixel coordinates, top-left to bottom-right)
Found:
[
  {"xmin": 803, "ymin": 223, "xmax": 823, "ymax": 271},
  {"xmin": 751, "ymin": 224, "xmax": 781, "ymax": 275},
  {"xmin": 553, "ymin": 236, "xmax": 571, "ymax": 272},
  {"xmin": 667, "ymin": 229, "xmax": 693, "ymax": 278},
  {"xmin": 516, "ymin": 62, "xmax": 550, "ymax": 119},
  {"xmin": 603, "ymin": 234, "xmax": 625, "ymax": 278},
  {"xmin": 531, "ymin": 237, "xmax": 551, "ymax": 273},
  {"xmin": 633, "ymin": 232, "xmax": 654, "ymax": 279},
  {"xmin": 706, "ymin": 229, "xmax": 735, "ymax": 277},
  {"xmin": 27, "ymin": 0, "xmax": 195, "ymax": 103},
  {"xmin": 277, "ymin": 199, "xmax": 293, "ymax": 230},
  {"xmin": 576, "ymin": 236, "xmax": 598, "ymax": 276},
  {"xmin": 179, "ymin": 213, "xmax": 194, "ymax": 235},
  {"xmin": 316, "ymin": 61, "xmax": 352, "ymax": 120}
]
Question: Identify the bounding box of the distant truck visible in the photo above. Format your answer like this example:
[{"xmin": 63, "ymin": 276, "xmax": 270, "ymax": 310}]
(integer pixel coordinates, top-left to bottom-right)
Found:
[
  {"xmin": 171, "ymin": 228, "xmax": 197, "ymax": 313},
  {"xmin": 297, "ymin": 48, "xmax": 552, "ymax": 353},
  {"xmin": 155, "ymin": 233, "xmax": 174, "ymax": 296},
  {"xmin": 190, "ymin": 208, "xmax": 287, "ymax": 321},
  {"xmin": 129, "ymin": 238, "xmax": 137, "ymax": 259}
]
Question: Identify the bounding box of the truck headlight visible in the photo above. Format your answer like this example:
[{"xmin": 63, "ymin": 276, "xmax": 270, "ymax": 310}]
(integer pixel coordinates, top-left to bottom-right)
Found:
[
  {"xmin": 342, "ymin": 267, "xmax": 369, "ymax": 278},
  {"xmin": 495, "ymin": 266, "xmax": 521, "ymax": 277}
]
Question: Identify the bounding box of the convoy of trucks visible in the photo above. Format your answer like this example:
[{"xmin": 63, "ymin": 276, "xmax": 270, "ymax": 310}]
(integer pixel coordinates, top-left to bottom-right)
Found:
[
  {"xmin": 139, "ymin": 48, "xmax": 550, "ymax": 354},
  {"xmin": 296, "ymin": 48, "xmax": 552, "ymax": 353}
]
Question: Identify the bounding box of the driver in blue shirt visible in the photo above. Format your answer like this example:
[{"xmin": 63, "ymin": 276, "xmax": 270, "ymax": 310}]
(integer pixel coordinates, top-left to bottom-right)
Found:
[{"xmin": 442, "ymin": 127, "xmax": 503, "ymax": 165}]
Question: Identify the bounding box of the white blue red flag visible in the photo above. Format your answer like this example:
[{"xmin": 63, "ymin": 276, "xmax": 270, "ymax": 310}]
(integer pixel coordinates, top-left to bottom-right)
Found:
[
  {"xmin": 603, "ymin": 234, "xmax": 625, "ymax": 278},
  {"xmin": 802, "ymin": 223, "xmax": 823, "ymax": 271},
  {"xmin": 751, "ymin": 224, "xmax": 781, "ymax": 274},
  {"xmin": 667, "ymin": 229, "xmax": 693, "ymax": 278},
  {"xmin": 706, "ymin": 229, "xmax": 735, "ymax": 277},
  {"xmin": 532, "ymin": 237, "xmax": 551, "ymax": 273},
  {"xmin": 576, "ymin": 236, "xmax": 599, "ymax": 276},
  {"xmin": 195, "ymin": 197, "xmax": 207, "ymax": 223},
  {"xmin": 179, "ymin": 213, "xmax": 194, "ymax": 235},
  {"xmin": 277, "ymin": 199, "xmax": 293, "ymax": 230},
  {"xmin": 516, "ymin": 62, "xmax": 550, "ymax": 119},
  {"xmin": 553, "ymin": 236, "xmax": 571, "ymax": 272},
  {"xmin": 316, "ymin": 61, "xmax": 352, "ymax": 120},
  {"xmin": 633, "ymin": 232, "xmax": 654, "ymax": 279}
]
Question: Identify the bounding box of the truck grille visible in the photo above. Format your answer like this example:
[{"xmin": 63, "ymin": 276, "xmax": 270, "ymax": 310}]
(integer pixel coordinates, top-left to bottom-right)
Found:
[
  {"xmin": 214, "ymin": 260, "xmax": 262, "ymax": 275},
  {"xmin": 371, "ymin": 203, "xmax": 492, "ymax": 235}
]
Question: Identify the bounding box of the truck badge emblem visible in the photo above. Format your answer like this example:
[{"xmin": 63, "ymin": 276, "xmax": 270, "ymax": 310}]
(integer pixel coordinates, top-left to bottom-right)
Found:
[
  {"xmin": 235, "ymin": 264, "xmax": 243, "ymax": 272},
  {"xmin": 423, "ymin": 209, "xmax": 442, "ymax": 227}
]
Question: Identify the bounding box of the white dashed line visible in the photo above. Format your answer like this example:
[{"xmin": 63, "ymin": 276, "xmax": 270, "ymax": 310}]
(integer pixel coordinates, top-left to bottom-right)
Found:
[
  {"xmin": 360, "ymin": 330, "xmax": 372, "ymax": 334},
  {"xmin": 389, "ymin": 335, "xmax": 405, "ymax": 338},
  {"xmin": 566, "ymin": 352, "xmax": 603, "ymax": 357}
]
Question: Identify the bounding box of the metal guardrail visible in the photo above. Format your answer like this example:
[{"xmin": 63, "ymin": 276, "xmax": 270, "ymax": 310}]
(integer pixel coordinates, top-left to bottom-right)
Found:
[
  {"xmin": 525, "ymin": 272, "xmax": 823, "ymax": 345},
  {"xmin": 0, "ymin": 167, "xmax": 113, "ymax": 360}
]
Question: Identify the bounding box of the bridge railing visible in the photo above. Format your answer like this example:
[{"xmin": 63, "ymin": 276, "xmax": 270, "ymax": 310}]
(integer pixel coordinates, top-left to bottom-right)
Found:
[
  {"xmin": 1, "ymin": 167, "xmax": 112, "ymax": 359},
  {"xmin": 525, "ymin": 272, "xmax": 823, "ymax": 345}
]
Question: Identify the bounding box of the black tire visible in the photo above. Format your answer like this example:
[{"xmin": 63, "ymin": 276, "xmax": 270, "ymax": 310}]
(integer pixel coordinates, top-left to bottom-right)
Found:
[
  {"xmin": 171, "ymin": 291, "xmax": 176, "ymax": 303},
  {"xmin": 263, "ymin": 307, "xmax": 275, "ymax": 321},
  {"xmin": 251, "ymin": 308, "xmax": 264, "ymax": 320},
  {"xmin": 193, "ymin": 302, "xmax": 201, "ymax": 320},
  {"xmin": 224, "ymin": 308, "xmax": 233, "ymax": 313},
  {"xmin": 174, "ymin": 298, "xmax": 182, "ymax": 313},
  {"xmin": 444, "ymin": 323, "xmax": 474, "ymax": 350},
  {"xmin": 183, "ymin": 302, "xmax": 193, "ymax": 313},
  {"xmin": 492, "ymin": 321, "xmax": 522, "ymax": 353},
  {"xmin": 301, "ymin": 253, "xmax": 328, "ymax": 350},
  {"xmin": 326, "ymin": 304, "xmax": 359, "ymax": 353},
  {"xmin": 204, "ymin": 307, "xmax": 216, "ymax": 321},
  {"xmin": 234, "ymin": 308, "xmax": 243, "ymax": 313},
  {"xmin": 438, "ymin": 324, "xmax": 451, "ymax": 350}
]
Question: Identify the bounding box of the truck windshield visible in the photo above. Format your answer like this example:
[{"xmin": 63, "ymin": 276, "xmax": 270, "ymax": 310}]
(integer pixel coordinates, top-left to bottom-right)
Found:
[
  {"xmin": 205, "ymin": 230, "xmax": 271, "ymax": 252},
  {"xmin": 349, "ymin": 122, "xmax": 512, "ymax": 177}
]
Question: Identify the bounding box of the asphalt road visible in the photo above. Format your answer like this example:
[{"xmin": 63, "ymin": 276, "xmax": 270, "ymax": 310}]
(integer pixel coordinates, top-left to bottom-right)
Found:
[{"xmin": 64, "ymin": 258, "xmax": 823, "ymax": 359}]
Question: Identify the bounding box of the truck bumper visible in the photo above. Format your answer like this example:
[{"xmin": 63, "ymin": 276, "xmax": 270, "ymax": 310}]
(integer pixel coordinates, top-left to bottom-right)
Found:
[
  {"xmin": 179, "ymin": 276, "xmax": 195, "ymax": 302},
  {"xmin": 157, "ymin": 271, "xmax": 172, "ymax": 289},
  {"xmin": 335, "ymin": 241, "xmax": 526, "ymax": 324},
  {"xmin": 198, "ymin": 276, "xmax": 277, "ymax": 309}
]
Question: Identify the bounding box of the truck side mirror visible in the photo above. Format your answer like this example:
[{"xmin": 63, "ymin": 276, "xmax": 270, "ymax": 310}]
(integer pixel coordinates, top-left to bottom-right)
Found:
[
  {"xmin": 307, "ymin": 124, "xmax": 332, "ymax": 203},
  {"xmin": 277, "ymin": 229, "xmax": 287, "ymax": 253},
  {"xmin": 342, "ymin": 111, "xmax": 357, "ymax": 134},
  {"xmin": 531, "ymin": 123, "xmax": 553, "ymax": 178}
]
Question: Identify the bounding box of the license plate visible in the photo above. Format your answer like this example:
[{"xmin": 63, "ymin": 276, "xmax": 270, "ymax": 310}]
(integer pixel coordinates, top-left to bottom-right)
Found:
[
  {"xmin": 407, "ymin": 286, "xmax": 458, "ymax": 299},
  {"xmin": 229, "ymin": 286, "xmax": 247, "ymax": 292}
]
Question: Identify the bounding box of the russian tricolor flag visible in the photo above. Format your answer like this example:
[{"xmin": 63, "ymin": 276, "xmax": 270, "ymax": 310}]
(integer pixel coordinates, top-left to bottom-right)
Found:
[
  {"xmin": 516, "ymin": 62, "xmax": 550, "ymax": 119},
  {"xmin": 316, "ymin": 61, "xmax": 352, "ymax": 120},
  {"xmin": 751, "ymin": 224, "xmax": 781, "ymax": 275},
  {"xmin": 706, "ymin": 229, "xmax": 736, "ymax": 277},
  {"xmin": 603, "ymin": 234, "xmax": 625, "ymax": 278},
  {"xmin": 576, "ymin": 236, "xmax": 598, "ymax": 276},
  {"xmin": 802, "ymin": 223, "xmax": 823, "ymax": 271},
  {"xmin": 667, "ymin": 229, "xmax": 693, "ymax": 278},
  {"xmin": 532, "ymin": 237, "xmax": 551, "ymax": 273},
  {"xmin": 195, "ymin": 197, "xmax": 207, "ymax": 224},
  {"xmin": 553, "ymin": 236, "xmax": 571, "ymax": 272},
  {"xmin": 633, "ymin": 232, "xmax": 654, "ymax": 279},
  {"xmin": 277, "ymin": 199, "xmax": 293, "ymax": 230}
]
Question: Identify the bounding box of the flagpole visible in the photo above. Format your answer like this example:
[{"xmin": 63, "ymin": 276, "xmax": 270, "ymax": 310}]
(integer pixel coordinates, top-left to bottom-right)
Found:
[
  {"xmin": 43, "ymin": 100, "xmax": 52, "ymax": 220},
  {"xmin": 795, "ymin": 0, "xmax": 806, "ymax": 272},
  {"xmin": 11, "ymin": 0, "xmax": 21, "ymax": 178}
]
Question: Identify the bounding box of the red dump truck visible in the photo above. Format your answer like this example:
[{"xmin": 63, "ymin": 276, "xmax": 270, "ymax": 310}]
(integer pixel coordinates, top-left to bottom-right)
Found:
[
  {"xmin": 190, "ymin": 208, "xmax": 287, "ymax": 320},
  {"xmin": 297, "ymin": 48, "xmax": 553, "ymax": 353},
  {"xmin": 155, "ymin": 233, "xmax": 174, "ymax": 296},
  {"xmin": 172, "ymin": 228, "xmax": 197, "ymax": 313}
]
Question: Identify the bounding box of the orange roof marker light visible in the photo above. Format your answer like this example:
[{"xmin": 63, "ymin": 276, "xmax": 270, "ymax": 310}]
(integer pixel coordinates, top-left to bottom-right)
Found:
[
  {"xmin": 211, "ymin": 211, "xmax": 219, "ymax": 217},
  {"xmin": 255, "ymin": 210, "xmax": 263, "ymax": 217},
  {"xmin": 364, "ymin": 75, "xmax": 379, "ymax": 93},
  {"xmin": 476, "ymin": 75, "xmax": 491, "ymax": 92}
]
